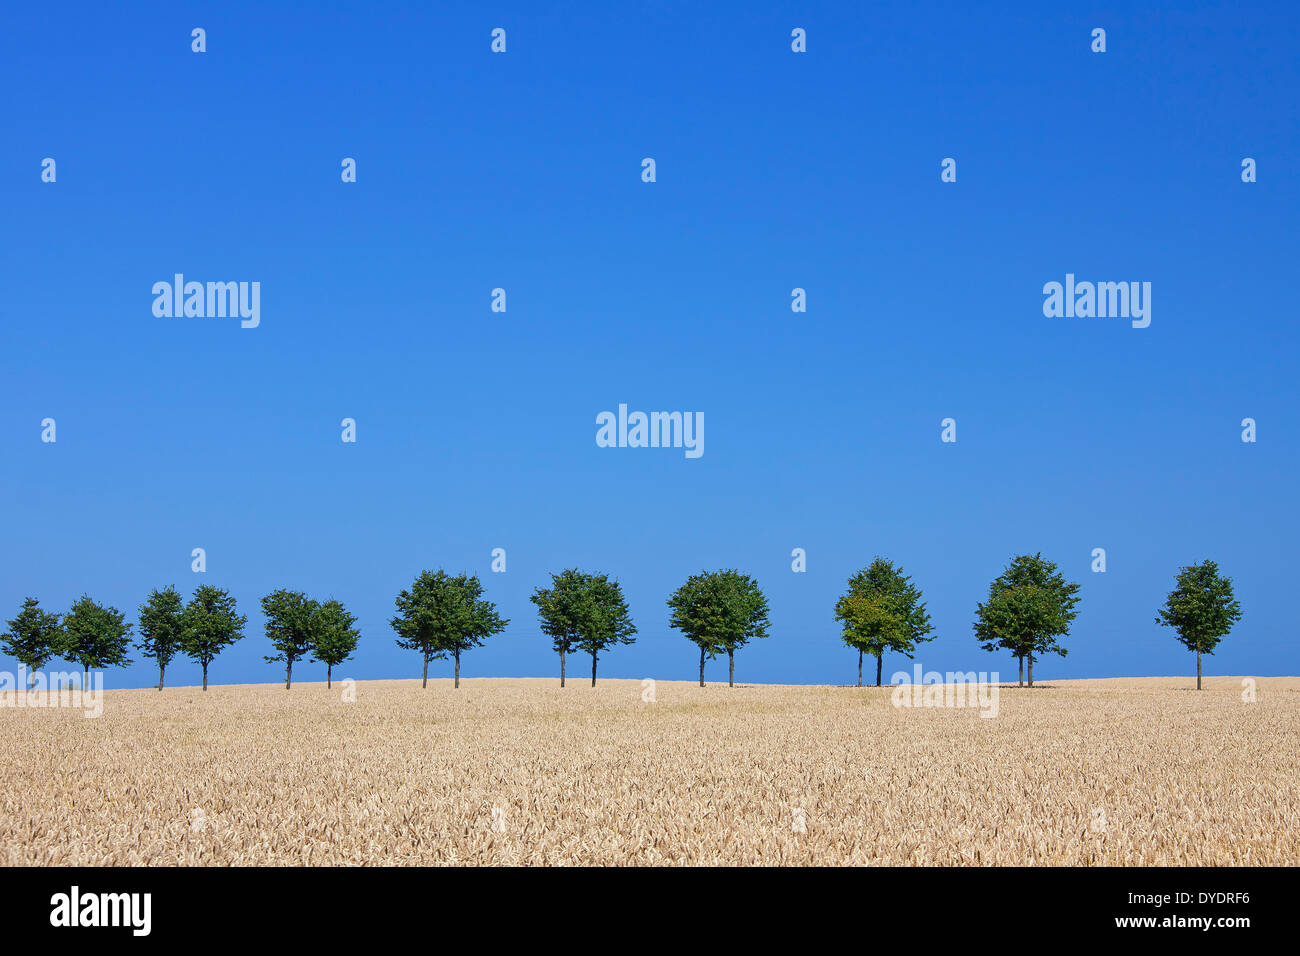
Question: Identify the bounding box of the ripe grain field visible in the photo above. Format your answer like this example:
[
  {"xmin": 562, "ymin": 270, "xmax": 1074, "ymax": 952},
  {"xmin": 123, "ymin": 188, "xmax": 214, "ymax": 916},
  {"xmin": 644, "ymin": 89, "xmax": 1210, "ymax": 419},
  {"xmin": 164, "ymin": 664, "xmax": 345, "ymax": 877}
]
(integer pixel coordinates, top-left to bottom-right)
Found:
[{"xmin": 2, "ymin": 677, "xmax": 1296, "ymax": 865}]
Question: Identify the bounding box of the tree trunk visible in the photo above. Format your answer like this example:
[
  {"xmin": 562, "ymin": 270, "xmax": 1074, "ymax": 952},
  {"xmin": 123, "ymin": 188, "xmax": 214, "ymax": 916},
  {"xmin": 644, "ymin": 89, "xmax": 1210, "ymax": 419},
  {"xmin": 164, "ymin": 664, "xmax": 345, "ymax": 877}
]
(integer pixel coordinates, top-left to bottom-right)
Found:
[
  {"xmin": 285, "ymin": 658, "xmax": 292, "ymax": 690},
  {"xmin": 560, "ymin": 648, "xmax": 566, "ymax": 688},
  {"xmin": 1027, "ymin": 652, "xmax": 1034, "ymax": 687},
  {"xmin": 454, "ymin": 649, "xmax": 461, "ymax": 689},
  {"xmin": 875, "ymin": 653, "xmax": 883, "ymax": 688},
  {"xmin": 202, "ymin": 663, "xmax": 208, "ymax": 691},
  {"xmin": 1018, "ymin": 654, "xmax": 1024, "ymax": 687},
  {"xmin": 857, "ymin": 648, "xmax": 862, "ymax": 688},
  {"xmin": 1196, "ymin": 647, "xmax": 1202, "ymax": 690},
  {"xmin": 158, "ymin": 663, "xmax": 165, "ymax": 691},
  {"xmin": 422, "ymin": 652, "xmax": 429, "ymax": 689},
  {"xmin": 728, "ymin": 650, "xmax": 734, "ymax": 687},
  {"xmin": 327, "ymin": 663, "xmax": 332, "ymax": 690},
  {"xmin": 591, "ymin": 651, "xmax": 597, "ymax": 687},
  {"xmin": 699, "ymin": 646, "xmax": 705, "ymax": 687}
]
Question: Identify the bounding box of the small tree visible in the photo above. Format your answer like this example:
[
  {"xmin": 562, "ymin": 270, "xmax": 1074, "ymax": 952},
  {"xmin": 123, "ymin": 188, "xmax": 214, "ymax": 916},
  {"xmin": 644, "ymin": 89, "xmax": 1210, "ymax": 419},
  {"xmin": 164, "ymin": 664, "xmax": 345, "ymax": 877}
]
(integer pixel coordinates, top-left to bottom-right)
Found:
[
  {"xmin": 668, "ymin": 569, "xmax": 770, "ymax": 687},
  {"xmin": 530, "ymin": 569, "xmax": 587, "ymax": 688},
  {"xmin": 136, "ymin": 586, "xmax": 185, "ymax": 690},
  {"xmin": 974, "ymin": 553, "xmax": 1080, "ymax": 687},
  {"xmin": 974, "ymin": 583, "xmax": 1045, "ymax": 686},
  {"xmin": 574, "ymin": 573, "xmax": 636, "ymax": 686},
  {"xmin": 181, "ymin": 585, "xmax": 247, "ymax": 691},
  {"xmin": 835, "ymin": 558, "xmax": 934, "ymax": 687},
  {"xmin": 392, "ymin": 570, "xmax": 508, "ymax": 689},
  {"xmin": 62, "ymin": 595, "xmax": 132, "ymax": 683},
  {"xmin": 310, "ymin": 599, "xmax": 360, "ymax": 689},
  {"xmin": 1156, "ymin": 560, "xmax": 1243, "ymax": 690},
  {"xmin": 2, "ymin": 598, "xmax": 63, "ymax": 688},
  {"xmin": 262, "ymin": 589, "xmax": 320, "ymax": 689},
  {"xmin": 835, "ymin": 592, "xmax": 902, "ymax": 687}
]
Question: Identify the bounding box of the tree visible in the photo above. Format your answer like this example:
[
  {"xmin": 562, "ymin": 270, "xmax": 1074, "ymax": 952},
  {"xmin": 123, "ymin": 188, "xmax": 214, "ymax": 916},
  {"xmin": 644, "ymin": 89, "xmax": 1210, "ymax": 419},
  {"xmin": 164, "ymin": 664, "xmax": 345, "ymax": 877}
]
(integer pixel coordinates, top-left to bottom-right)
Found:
[
  {"xmin": 2, "ymin": 598, "xmax": 63, "ymax": 688},
  {"xmin": 835, "ymin": 558, "xmax": 934, "ymax": 687},
  {"xmin": 836, "ymin": 592, "xmax": 900, "ymax": 687},
  {"xmin": 181, "ymin": 585, "xmax": 247, "ymax": 691},
  {"xmin": 261, "ymin": 589, "xmax": 320, "ymax": 689},
  {"xmin": 974, "ymin": 584, "xmax": 1050, "ymax": 687},
  {"xmin": 309, "ymin": 599, "xmax": 360, "ymax": 689},
  {"xmin": 974, "ymin": 553, "xmax": 1080, "ymax": 687},
  {"xmin": 136, "ymin": 586, "xmax": 185, "ymax": 690},
  {"xmin": 62, "ymin": 595, "xmax": 132, "ymax": 682},
  {"xmin": 1156, "ymin": 560, "xmax": 1243, "ymax": 690},
  {"xmin": 667, "ymin": 569, "xmax": 770, "ymax": 687},
  {"xmin": 392, "ymin": 570, "xmax": 509, "ymax": 689},
  {"xmin": 573, "ymin": 573, "xmax": 636, "ymax": 686},
  {"xmin": 530, "ymin": 569, "xmax": 586, "ymax": 688}
]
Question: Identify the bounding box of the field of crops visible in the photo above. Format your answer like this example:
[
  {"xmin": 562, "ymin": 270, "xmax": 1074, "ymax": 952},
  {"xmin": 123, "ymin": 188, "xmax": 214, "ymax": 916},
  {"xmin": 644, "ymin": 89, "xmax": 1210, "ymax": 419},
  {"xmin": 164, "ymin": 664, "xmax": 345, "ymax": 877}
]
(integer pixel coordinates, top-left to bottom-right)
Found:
[{"xmin": 2, "ymin": 676, "xmax": 1296, "ymax": 865}]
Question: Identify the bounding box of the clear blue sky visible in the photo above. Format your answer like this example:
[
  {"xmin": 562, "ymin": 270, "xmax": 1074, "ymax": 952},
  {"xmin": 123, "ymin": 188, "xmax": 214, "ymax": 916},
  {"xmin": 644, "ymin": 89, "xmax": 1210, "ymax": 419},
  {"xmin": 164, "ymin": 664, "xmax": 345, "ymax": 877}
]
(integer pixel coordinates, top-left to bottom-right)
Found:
[{"xmin": 2, "ymin": 2, "xmax": 1296, "ymax": 688}]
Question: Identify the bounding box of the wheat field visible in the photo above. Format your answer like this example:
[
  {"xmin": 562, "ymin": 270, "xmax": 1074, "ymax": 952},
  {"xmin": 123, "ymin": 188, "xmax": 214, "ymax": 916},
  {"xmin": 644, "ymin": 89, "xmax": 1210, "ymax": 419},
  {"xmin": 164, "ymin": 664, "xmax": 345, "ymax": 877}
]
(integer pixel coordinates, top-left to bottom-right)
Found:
[{"xmin": 1, "ymin": 676, "xmax": 1296, "ymax": 865}]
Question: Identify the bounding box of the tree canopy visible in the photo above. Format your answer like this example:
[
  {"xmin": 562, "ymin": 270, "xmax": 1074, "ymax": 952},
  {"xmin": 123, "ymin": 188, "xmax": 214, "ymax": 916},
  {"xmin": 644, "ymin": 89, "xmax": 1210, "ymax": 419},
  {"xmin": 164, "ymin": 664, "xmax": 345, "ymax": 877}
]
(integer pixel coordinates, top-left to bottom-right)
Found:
[
  {"xmin": 136, "ymin": 586, "xmax": 185, "ymax": 689},
  {"xmin": 62, "ymin": 595, "xmax": 133, "ymax": 678},
  {"xmin": 392, "ymin": 570, "xmax": 508, "ymax": 688},
  {"xmin": 309, "ymin": 599, "xmax": 361, "ymax": 689},
  {"xmin": 532, "ymin": 569, "xmax": 635, "ymax": 686},
  {"xmin": 530, "ymin": 568, "xmax": 588, "ymax": 687},
  {"xmin": 572, "ymin": 573, "xmax": 635, "ymax": 686},
  {"xmin": 261, "ymin": 588, "xmax": 320, "ymax": 689},
  {"xmin": 667, "ymin": 569, "xmax": 769, "ymax": 686},
  {"xmin": 835, "ymin": 558, "xmax": 933, "ymax": 686},
  {"xmin": 974, "ymin": 553, "xmax": 1080, "ymax": 686},
  {"xmin": 181, "ymin": 585, "xmax": 247, "ymax": 691},
  {"xmin": 2, "ymin": 597, "xmax": 63, "ymax": 683},
  {"xmin": 1156, "ymin": 559, "xmax": 1242, "ymax": 690}
]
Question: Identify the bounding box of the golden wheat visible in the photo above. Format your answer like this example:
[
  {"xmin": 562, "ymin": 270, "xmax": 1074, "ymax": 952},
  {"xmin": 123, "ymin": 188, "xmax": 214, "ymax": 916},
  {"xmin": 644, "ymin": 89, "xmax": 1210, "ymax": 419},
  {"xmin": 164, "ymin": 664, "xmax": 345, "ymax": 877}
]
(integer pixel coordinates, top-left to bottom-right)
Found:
[{"xmin": 1, "ymin": 676, "xmax": 1295, "ymax": 865}]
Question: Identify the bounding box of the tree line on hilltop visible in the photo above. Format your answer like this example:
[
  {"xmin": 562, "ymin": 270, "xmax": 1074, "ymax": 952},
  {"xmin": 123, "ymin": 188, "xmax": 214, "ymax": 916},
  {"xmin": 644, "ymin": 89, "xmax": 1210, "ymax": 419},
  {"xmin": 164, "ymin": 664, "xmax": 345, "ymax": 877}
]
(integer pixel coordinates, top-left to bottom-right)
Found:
[{"xmin": 0, "ymin": 557, "xmax": 1242, "ymax": 691}]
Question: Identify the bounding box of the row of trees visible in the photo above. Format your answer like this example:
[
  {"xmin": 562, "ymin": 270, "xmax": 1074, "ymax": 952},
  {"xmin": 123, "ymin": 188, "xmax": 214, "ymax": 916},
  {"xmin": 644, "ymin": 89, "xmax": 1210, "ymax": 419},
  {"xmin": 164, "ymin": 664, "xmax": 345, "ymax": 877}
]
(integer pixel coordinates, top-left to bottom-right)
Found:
[
  {"xmin": 0, "ymin": 586, "xmax": 360, "ymax": 691},
  {"xmin": 834, "ymin": 553, "xmax": 1082, "ymax": 688},
  {"xmin": 1, "ymin": 559, "xmax": 1244, "ymax": 691},
  {"xmin": 386, "ymin": 568, "xmax": 772, "ymax": 689},
  {"xmin": 835, "ymin": 554, "xmax": 1242, "ymax": 691}
]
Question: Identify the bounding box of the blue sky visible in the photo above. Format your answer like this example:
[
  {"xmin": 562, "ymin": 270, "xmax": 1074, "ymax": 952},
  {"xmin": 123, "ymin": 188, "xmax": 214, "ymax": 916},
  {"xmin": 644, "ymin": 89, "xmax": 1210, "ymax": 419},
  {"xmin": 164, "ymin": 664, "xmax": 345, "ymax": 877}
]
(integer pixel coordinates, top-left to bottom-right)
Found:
[{"xmin": 2, "ymin": 1, "xmax": 1296, "ymax": 688}]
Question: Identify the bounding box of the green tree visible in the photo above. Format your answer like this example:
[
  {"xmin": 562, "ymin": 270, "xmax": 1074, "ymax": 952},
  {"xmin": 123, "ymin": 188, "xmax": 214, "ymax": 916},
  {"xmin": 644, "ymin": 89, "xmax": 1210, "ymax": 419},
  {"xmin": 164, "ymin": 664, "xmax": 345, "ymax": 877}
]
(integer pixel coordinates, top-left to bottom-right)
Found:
[
  {"xmin": 136, "ymin": 586, "xmax": 185, "ymax": 690},
  {"xmin": 974, "ymin": 584, "xmax": 1049, "ymax": 687},
  {"xmin": 62, "ymin": 595, "xmax": 133, "ymax": 682},
  {"xmin": 530, "ymin": 569, "xmax": 587, "ymax": 687},
  {"xmin": 836, "ymin": 592, "xmax": 901, "ymax": 687},
  {"xmin": 261, "ymin": 589, "xmax": 320, "ymax": 689},
  {"xmin": 667, "ymin": 569, "xmax": 770, "ymax": 687},
  {"xmin": 392, "ymin": 570, "xmax": 509, "ymax": 689},
  {"xmin": 309, "ymin": 599, "xmax": 360, "ymax": 689},
  {"xmin": 835, "ymin": 558, "xmax": 934, "ymax": 687},
  {"xmin": 974, "ymin": 553, "xmax": 1081, "ymax": 687},
  {"xmin": 2, "ymin": 598, "xmax": 63, "ymax": 688},
  {"xmin": 181, "ymin": 585, "xmax": 247, "ymax": 691},
  {"xmin": 573, "ymin": 573, "xmax": 636, "ymax": 686},
  {"xmin": 1156, "ymin": 560, "xmax": 1243, "ymax": 690}
]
